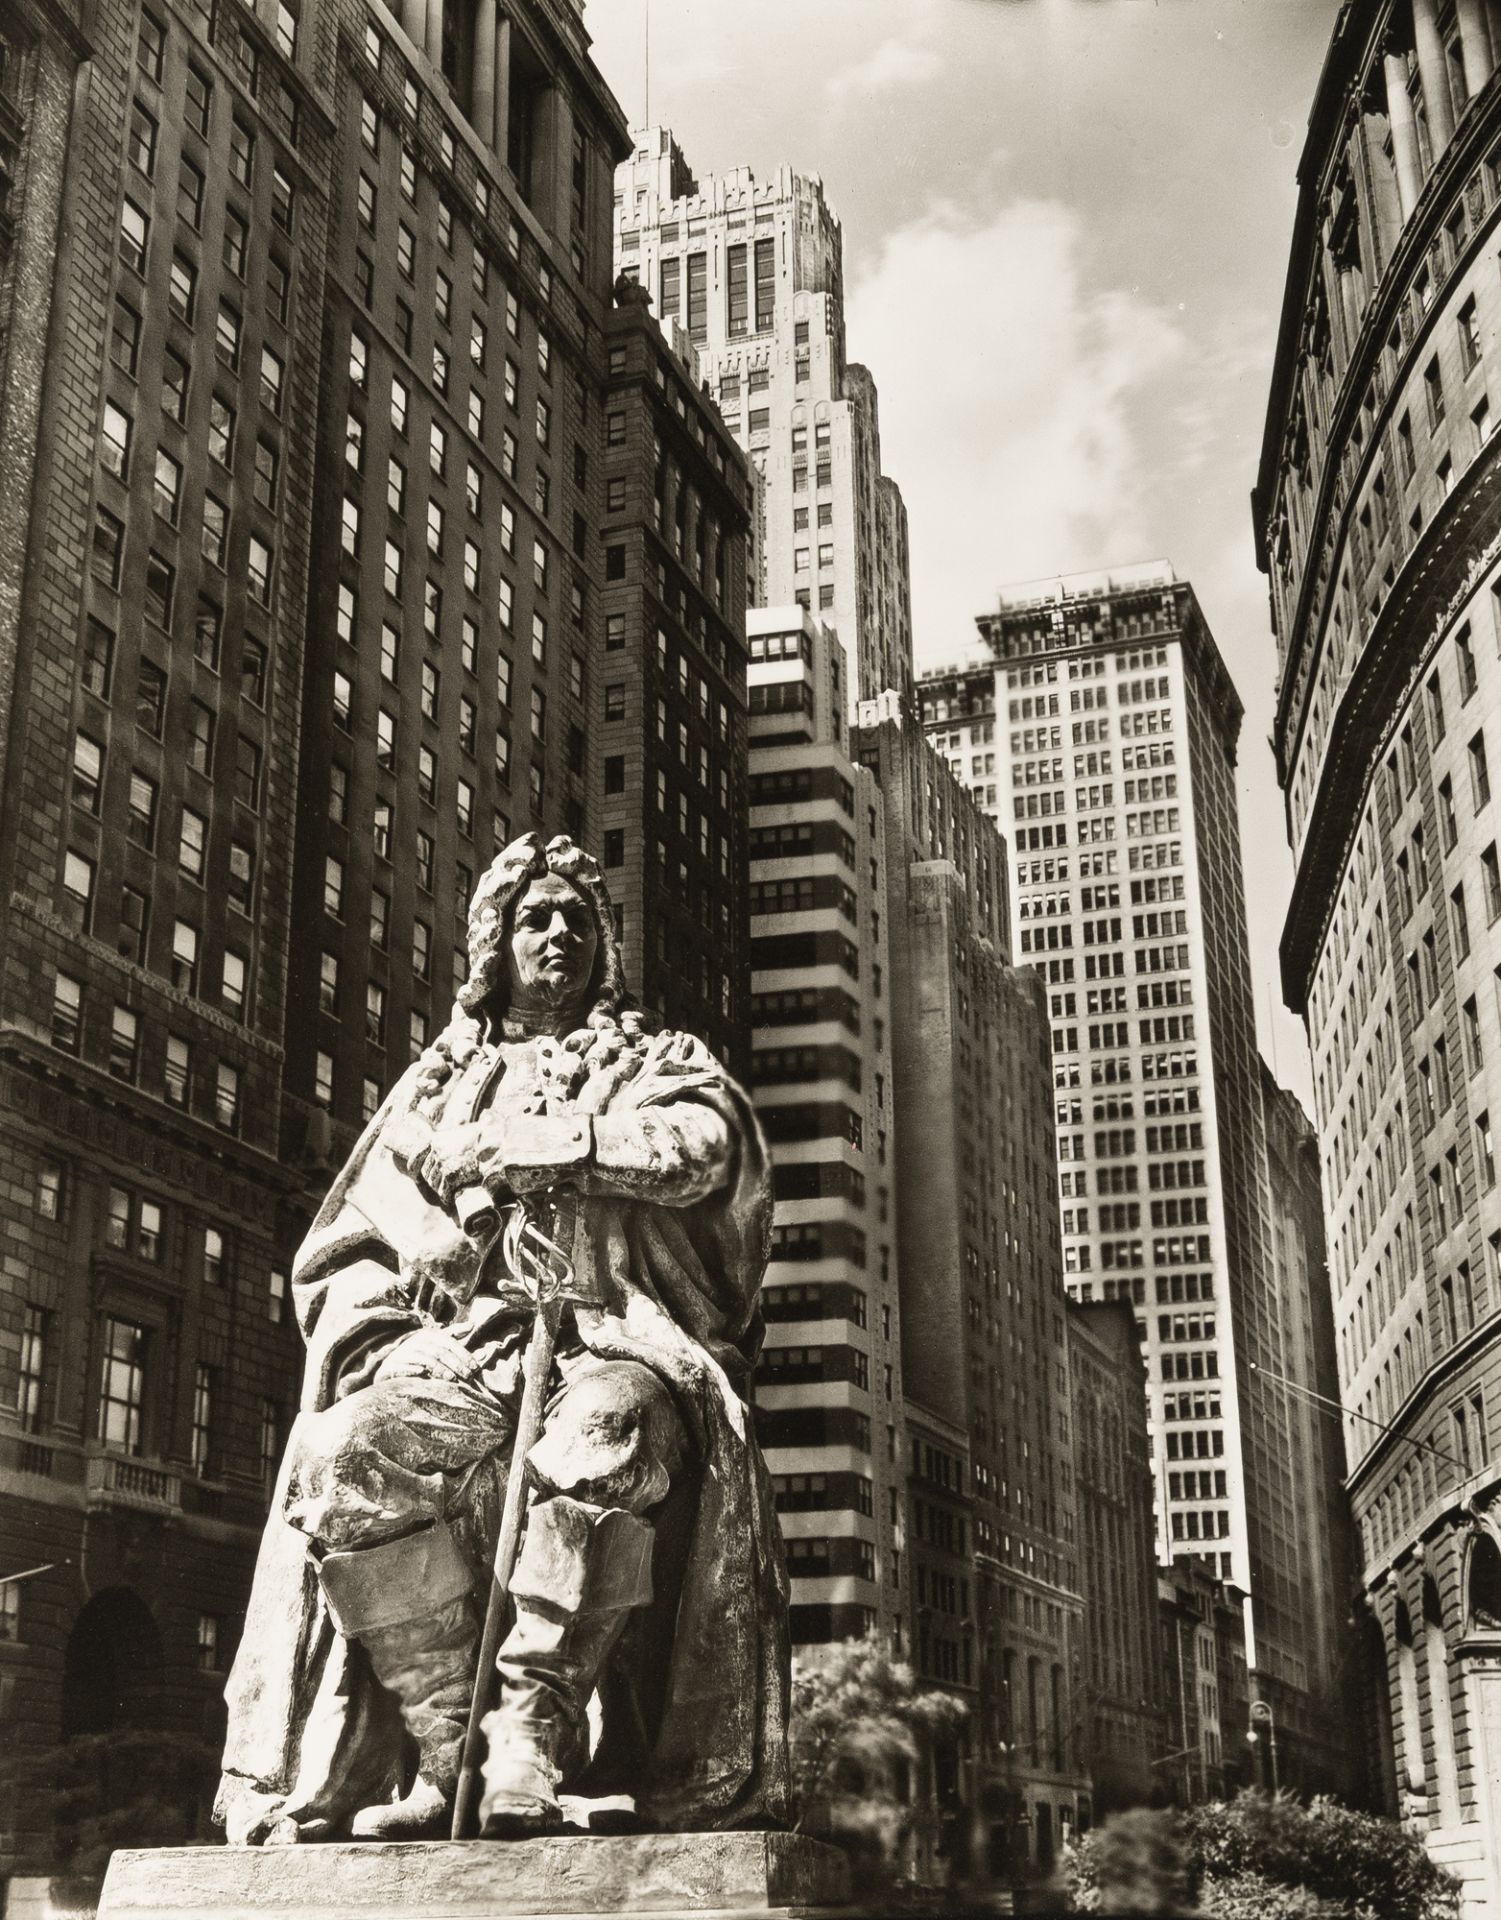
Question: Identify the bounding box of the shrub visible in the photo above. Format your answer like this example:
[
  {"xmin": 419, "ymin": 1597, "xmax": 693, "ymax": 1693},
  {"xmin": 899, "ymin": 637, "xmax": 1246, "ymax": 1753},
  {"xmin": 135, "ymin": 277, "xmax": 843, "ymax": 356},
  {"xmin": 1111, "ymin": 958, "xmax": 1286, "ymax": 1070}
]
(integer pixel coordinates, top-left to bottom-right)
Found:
[
  {"xmin": 1183, "ymin": 1793, "xmax": 1460, "ymax": 1920},
  {"xmin": 1059, "ymin": 1807, "xmax": 1197, "ymax": 1914},
  {"xmin": 1060, "ymin": 1792, "xmax": 1459, "ymax": 1920}
]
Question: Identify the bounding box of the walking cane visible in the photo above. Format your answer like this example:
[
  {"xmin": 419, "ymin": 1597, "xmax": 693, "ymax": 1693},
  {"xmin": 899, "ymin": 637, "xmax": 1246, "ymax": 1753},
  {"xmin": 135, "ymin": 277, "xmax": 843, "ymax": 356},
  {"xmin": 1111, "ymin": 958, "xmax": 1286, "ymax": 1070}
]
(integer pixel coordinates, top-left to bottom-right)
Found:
[{"xmin": 450, "ymin": 1197, "xmax": 573, "ymax": 1841}]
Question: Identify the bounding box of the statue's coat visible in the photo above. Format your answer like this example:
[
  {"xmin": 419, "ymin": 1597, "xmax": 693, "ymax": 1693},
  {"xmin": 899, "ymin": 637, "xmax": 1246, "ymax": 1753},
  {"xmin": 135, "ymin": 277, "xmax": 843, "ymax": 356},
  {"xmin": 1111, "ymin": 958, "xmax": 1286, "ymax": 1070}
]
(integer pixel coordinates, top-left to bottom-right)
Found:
[{"xmin": 218, "ymin": 1028, "xmax": 790, "ymax": 1836}]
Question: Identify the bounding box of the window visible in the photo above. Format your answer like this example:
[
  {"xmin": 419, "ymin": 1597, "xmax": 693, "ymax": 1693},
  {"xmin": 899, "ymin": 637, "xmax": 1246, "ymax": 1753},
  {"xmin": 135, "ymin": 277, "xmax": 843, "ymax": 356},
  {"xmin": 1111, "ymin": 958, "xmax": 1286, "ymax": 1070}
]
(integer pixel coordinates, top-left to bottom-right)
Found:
[
  {"xmin": 1457, "ymin": 627, "xmax": 1479, "ymax": 705},
  {"xmin": 161, "ymin": 348, "xmax": 188, "ymax": 421},
  {"xmin": 235, "ymin": 733, "xmax": 263, "ymax": 808},
  {"xmin": 215, "ymin": 1062, "xmax": 240, "ymax": 1131},
  {"xmin": 1459, "ymin": 295, "xmax": 1481, "ymax": 373},
  {"xmin": 98, "ymin": 1318, "xmax": 147, "ymax": 1454},
  {"xmin": 1472, "ymin": 729, "xmax": 1491, "ymax": 810},
  {"xmin": 135, "ymin": 651, "xmax": 167, "ymax": 735},
  {"xmin": 110, "ymin": 299, "xmax": 141, "ymax": 376},
  {"xmin": 82, "ymin": 618, "xmax": 114, "ymax": 697},
  {"xmin": 185, "ymin": 63, "xmax": 211, "ymax": 134},
  {"xmin": 167, "ymin": 252, "xmax": 198, "ymax": 323},
  {"xmin": 248, "ymin": 536, "xmax": 272, "ymax": 604},
  {"xmin": 142, "ymin": 545, "xmax": 173, "ymax": 625},
  {"xmin": 127, "ymin": 772, "xmax": 158, "ymax": 846},
  {"xmin": 120, "ymin": 197, "xmax": 149, "ymax": 273},
  {"xmin": 216, "ymin": 302, "xmax": 242, "ymax": 368},
  {"xmin": 1483, "ymin": 842, "xmax": 1501, "ymax": 921},
  {"xmin": 100, "ymin": 400, "xmax": 132, "ymax": 479},
  {"xmin": 164, "ymin": 1034, "xmax": 191, "ymax": 1105},
  {"xmin": 187, "ymin": 701, "xmax": 214, "ymax": 774},
  {"xmin": 138, "ymin": 9, "xmax": 165, "ymax": 77},
  {"xmin": 315, "ymin": 1051, "xmax": 334, "ymax": 1107},
  {"xmin": 324, "ymin": 854, "xmax": 344, "ymax": 917},
  {"xmin": 73, "ymin": 732, "xmax": 103, "ymax": 814},
  {"xmin": 253, "ymin": 437, "xmax": 279, "ymax": 510},
  {"xmin": 222, "ymin": 949, "xmax": 246, "ymax": 1013},
  {"xmin": 269, "ymin": 1268, "xmax": 288, "ymax": 1326},
  {"xmin": 51, "ymin": 972, "xmax": 82, "ymax": 1053},
  {"xmin": 192, "ymin": 1366, "xmax": 215, "ymax": 1478},
  {"xmin": 223, "ymin": 840, "xmax": 254, "ymax": 921},
  {"xmin": 172, "ymin": 919, "xmax": 199, "ymax": 992},
  {"xmin": 92, "ymin": 505, "xmax": 124, "ymax": 589},
  {"xmin": 178, "ymin": 806, "xmax": 207, "ymax": 881},
  {"xmin": 201, "ymin": 492, "xmax": 228, "ymax": 567},
  {"xmin": 261, "ymin": 346, "xmax": 284, "ymax": 415},
  {"xmin": 1478, "ymin": 1111, "xmax": 1496, "ymax": 1189},
  {"xmin": 18, "ymin": 1303, "xmax": 47, "ymax": 1430},
  {"xmin": 229, "ymin": 118, "xmax": 254, "ymax": 187},
  {"xmin": 205, "ymin": 394, "xmax": 236, "ymax": 468},
  {"xmin": 178, "ymin": 154, "xmax": 204, "ymax": 229}
]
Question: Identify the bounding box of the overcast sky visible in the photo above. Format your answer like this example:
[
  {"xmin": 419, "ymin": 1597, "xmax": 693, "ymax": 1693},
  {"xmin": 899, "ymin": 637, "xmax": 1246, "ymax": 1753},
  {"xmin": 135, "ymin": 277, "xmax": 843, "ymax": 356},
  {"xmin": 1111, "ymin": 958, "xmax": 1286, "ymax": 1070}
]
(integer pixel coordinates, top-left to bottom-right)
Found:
[{"xmin": 585, "ymin": 0, "xmax": 1344, "ymax": 1105}]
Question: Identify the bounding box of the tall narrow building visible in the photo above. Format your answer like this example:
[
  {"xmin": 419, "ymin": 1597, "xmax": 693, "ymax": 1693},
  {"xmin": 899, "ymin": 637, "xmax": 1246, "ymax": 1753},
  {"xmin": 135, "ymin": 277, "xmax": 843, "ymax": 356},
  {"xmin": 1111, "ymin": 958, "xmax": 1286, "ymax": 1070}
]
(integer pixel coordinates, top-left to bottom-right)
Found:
[
  {"xmin": 746, "ymin": 607, "xmax": 906, "ymax": 1652},
  {"xmin": 855, "ymin": 694, "xmax": 1088, "ymax": 1881},
  {"xmin": 595, "ymin": 283, "xmax": 752, "ymax": 1075},
  {"xmin": 1068, "ymin": 1297, "xmax": 1168, "ymax": 1815},
  {"xmin": 614, "ymin": 128, "xmax": 913, "ymax": 709},
  {"xmin": 0, "ymin": 0, "xmax": 635, "ymax": 1885},
  {"xmin": 920, "ymin": 564, "xmax": 1353, "ymax": 1794},
  {"xmin": 1254, "ymin": 4, "xmax": 1501, "ymax": 1900}
]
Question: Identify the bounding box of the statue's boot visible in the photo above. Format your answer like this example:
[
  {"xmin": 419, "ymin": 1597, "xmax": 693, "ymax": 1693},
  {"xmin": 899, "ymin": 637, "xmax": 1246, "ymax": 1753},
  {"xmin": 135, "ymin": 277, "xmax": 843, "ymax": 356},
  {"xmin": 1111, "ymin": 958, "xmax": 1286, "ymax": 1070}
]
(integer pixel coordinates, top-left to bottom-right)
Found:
[
  {"xmin": 317, "ymin": 1521, "xmax": 477, "ymax": 1841},
  {"xmin": 479, "ymin": 1496, "xmax": 653, "ymax": 1837}
]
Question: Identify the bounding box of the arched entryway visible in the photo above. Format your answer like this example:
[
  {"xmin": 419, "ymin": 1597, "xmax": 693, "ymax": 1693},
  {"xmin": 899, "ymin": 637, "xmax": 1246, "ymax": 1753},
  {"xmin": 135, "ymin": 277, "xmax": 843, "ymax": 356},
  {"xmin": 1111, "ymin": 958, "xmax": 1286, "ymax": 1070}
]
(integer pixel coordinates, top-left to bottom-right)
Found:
[
  {"xmin": 1458, "ymin": 1528, "xmax": 1501, "ymax": 1912},
  {"xmin": 60, "ymin": 1586, "xmax": 164, "ymax": 1740},
  {"xmin": 49, "ymin": 1588, "xmax": 209, "ymax": 1871}
]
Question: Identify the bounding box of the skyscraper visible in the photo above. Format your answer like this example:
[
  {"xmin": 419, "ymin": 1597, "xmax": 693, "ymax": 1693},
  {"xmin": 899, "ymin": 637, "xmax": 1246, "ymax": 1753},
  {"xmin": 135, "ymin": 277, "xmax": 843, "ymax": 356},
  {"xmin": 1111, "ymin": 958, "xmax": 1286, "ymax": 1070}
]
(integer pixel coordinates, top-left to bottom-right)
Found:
[
  {"xmin": 1254, "ymin": 2, "xmax": 1501, "ymax": 1897},
  {"xmin": 614, "ymin": 128, "xmax": 913, "ymax": 709},
  {"xmin": 855, "ymin": 693, "xmax": 1088, "ymax": 1879},
  {"xmin": 746, "ymin": 606, "xmax": 905, "ymax": 1653},
  {"xmin": 1067, "ymin": 1297, "xmax": 1167, "ymax": 1815},
  {"xmin": 595, "ymin": 285, "xmax": 752, "ymax": 1075},
  {"xmin": 0, "ymin": 0, "xmax": 634, "ymax": 1882},
  {"xmin": 920, "ymin": 564, "xmax": 1352, "ymax": 1792}
]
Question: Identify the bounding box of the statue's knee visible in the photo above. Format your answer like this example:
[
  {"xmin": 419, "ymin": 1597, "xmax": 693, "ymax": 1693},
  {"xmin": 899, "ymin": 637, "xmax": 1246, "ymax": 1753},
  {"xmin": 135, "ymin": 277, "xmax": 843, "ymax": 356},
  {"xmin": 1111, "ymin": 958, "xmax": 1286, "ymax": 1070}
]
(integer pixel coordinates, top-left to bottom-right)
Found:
[
  {"xmin": 529, "ymin": 1363, "xmax": 686, "ymax": 1513},
  {"xmin": 287, "ymin": 1388, "xmax": 388, "ymax": 1492}
]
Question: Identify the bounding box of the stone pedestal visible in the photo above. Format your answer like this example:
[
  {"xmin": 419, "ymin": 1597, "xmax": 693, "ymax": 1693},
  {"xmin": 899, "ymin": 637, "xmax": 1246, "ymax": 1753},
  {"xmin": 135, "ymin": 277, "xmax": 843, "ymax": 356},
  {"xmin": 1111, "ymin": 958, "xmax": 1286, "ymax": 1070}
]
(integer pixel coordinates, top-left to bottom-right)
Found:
[{"xmin": 97, "ymin": 1831, "xmax": 853, "ymax": 1920}]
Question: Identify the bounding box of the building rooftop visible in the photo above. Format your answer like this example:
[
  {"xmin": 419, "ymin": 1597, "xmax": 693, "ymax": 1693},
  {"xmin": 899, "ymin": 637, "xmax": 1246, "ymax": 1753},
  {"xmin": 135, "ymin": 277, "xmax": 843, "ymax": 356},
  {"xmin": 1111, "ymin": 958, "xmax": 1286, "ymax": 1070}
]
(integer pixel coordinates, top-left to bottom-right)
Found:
[{"xmin": 988, "ymin": 561, "xmax": 1179, "ymax": 613}]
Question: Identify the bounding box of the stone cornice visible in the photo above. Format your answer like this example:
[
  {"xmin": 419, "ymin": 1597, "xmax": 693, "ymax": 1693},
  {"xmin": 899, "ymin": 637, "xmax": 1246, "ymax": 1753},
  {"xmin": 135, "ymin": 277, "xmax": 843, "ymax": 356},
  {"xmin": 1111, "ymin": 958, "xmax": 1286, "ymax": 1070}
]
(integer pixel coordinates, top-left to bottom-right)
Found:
[{"xmin": 1279, "ymin": 436, "xmax": 1501, "ymax": 1010}]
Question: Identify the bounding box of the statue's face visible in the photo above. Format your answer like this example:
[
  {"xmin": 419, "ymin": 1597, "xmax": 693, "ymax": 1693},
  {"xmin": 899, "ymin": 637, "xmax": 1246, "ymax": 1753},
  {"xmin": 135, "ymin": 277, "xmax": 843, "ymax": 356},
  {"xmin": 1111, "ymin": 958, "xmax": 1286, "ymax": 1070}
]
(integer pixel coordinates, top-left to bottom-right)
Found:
[{"xmin": 505, "ymin": 873, "xmax": 599, "ymax": 1014}]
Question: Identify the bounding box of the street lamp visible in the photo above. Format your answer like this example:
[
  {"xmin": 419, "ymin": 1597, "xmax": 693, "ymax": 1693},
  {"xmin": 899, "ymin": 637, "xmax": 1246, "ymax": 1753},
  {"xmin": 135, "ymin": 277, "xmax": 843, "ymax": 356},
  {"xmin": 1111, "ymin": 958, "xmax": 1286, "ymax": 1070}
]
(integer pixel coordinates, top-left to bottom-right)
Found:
[{"xmin": 1248, "ymin": 1698, "xmax": 1279, "ymax": 1793}]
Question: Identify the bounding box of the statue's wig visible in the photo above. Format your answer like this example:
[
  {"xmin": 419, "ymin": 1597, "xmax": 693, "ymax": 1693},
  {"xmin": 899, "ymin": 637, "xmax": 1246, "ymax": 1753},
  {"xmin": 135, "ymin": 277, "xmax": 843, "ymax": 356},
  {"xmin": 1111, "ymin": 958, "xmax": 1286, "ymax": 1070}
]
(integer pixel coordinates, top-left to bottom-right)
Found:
[
  {"xmin": 412, "ymin": 833, "xmax": 650, "ymax": 1112},
  {"xmin": 457, "ymin": 831, "xmax": 627, "ymax": 1023}
]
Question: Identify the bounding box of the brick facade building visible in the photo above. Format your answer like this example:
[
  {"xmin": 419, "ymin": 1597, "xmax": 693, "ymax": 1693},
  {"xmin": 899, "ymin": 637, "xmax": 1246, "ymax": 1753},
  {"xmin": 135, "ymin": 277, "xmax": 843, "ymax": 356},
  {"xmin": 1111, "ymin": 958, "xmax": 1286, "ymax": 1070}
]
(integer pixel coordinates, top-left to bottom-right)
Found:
[{"xmin": 0, "ymin": 0, "xmax": 632, "ymax": 1881}]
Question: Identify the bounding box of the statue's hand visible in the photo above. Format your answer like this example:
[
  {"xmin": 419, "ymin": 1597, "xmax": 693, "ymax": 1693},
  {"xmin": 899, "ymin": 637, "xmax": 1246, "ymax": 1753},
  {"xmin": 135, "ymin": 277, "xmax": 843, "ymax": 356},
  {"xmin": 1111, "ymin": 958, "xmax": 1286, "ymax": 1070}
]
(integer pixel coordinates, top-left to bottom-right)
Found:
[
  {"xmin": 386, "ymin": 1109, "xmax": 436, "ymax": 1178},
  {"xmin": 416, "ymin": 1122, "xmax": 489, "ymax": 1204},
  {"xmin": 373, "ymin": 1327, "xmax": 485, "ymax": 1385}
]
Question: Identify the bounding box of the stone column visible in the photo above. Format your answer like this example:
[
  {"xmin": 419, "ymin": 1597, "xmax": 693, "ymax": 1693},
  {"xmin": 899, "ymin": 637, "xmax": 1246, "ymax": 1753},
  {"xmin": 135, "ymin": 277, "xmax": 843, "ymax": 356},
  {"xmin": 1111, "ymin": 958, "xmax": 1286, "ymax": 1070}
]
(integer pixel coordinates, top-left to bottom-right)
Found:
[
  {"xmin": 424, "ymin": 0, "xmax": 442, "ymax": 70},
  {"xmin": 1413, "ymin": 0, "xmax": 1456, "ymax": 153},
  {"xmin": 471, "ymin": 0, "xmax": 497, "ymax": 148},
  {"xmin": 494, "ymin": 14, "xmax": 512, "ymax": 173},
  {"xmin": 400, "ymin": 0, "xmax": 423, "ymax": 52},
  {"xmin": 1384, "ymin": 50, "xmax": 1424, "ymax": 218},
  {"xmin": 1457, "ymin": 0, "xmax": 1495, "ymax": 98}
]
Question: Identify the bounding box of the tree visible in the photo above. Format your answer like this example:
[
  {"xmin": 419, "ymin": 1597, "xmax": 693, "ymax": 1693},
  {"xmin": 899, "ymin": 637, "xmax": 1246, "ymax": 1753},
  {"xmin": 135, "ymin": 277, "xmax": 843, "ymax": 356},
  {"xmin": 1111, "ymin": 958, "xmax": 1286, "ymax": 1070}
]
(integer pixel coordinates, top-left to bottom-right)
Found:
[{"xmin": 789, "ymin": 1635, "xmax": 967, "ymax": 1895}]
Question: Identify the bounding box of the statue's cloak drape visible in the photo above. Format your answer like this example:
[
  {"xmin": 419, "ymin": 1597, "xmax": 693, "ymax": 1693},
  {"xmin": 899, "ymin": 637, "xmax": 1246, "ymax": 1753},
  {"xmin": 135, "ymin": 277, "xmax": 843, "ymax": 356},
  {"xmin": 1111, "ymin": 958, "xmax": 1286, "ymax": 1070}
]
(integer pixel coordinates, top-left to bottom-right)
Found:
[{"xmin": 217, "ymin": 1029, "xmax": 790, "ymax": 1835}]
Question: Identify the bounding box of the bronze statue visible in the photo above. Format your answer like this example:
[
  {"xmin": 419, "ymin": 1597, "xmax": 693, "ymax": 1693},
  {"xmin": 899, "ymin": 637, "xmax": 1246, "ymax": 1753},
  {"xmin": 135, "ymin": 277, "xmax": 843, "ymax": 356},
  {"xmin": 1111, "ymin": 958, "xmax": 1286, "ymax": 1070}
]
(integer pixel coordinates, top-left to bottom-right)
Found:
[{"xmin": 217, "ymin": 833, "xmax": 789, "ymax": 1846}]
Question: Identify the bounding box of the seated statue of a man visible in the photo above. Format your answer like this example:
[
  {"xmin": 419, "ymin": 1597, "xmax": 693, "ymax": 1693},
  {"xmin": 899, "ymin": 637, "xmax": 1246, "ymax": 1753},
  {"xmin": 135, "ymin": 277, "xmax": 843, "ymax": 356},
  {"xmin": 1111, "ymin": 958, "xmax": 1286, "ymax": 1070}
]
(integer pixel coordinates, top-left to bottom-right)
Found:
[{"xmin": 217, "ymin": 833, "xmax": 789, "ymax": 1845}]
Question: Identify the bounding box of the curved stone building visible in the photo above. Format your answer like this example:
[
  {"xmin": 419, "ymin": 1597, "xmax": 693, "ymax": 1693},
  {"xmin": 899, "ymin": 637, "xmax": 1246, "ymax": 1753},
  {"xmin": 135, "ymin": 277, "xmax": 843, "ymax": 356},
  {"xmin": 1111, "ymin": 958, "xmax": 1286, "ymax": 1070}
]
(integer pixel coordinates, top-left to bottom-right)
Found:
[{"xmin": 1254, "ymin": 3, "xmax": 1501, "ymax": 1905}]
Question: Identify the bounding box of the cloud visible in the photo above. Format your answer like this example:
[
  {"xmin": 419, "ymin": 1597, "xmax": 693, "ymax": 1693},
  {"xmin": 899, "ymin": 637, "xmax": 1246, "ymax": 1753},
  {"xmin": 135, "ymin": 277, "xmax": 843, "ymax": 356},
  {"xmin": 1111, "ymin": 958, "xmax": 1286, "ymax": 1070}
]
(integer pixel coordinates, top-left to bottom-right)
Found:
[
  {"xmin": 846, "ymin": 198, "xmax": 1186, "ymax": 666},
  {"xmin": 825, "ymin": 37, "xmax": 942, "ymax": 104}
]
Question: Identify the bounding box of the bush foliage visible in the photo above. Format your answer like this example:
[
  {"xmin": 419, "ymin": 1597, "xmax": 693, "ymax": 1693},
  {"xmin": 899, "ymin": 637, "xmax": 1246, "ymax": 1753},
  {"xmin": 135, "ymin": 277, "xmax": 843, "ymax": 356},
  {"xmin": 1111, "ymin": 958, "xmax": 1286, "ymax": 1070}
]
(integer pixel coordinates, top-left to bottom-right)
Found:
[{"xmin": 1060, "ymin": 1791, "xmax": 1460, "ymax": 1920}]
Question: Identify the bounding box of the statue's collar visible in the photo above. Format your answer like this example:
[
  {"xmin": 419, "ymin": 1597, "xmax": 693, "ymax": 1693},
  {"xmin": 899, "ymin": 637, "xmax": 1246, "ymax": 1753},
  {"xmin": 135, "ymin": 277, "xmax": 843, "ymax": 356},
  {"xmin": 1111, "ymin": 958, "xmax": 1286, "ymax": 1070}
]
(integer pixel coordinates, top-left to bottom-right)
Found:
[{"xmin": 494, "ymin": 1005, "xmax": 582, "ymax": 1042}]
